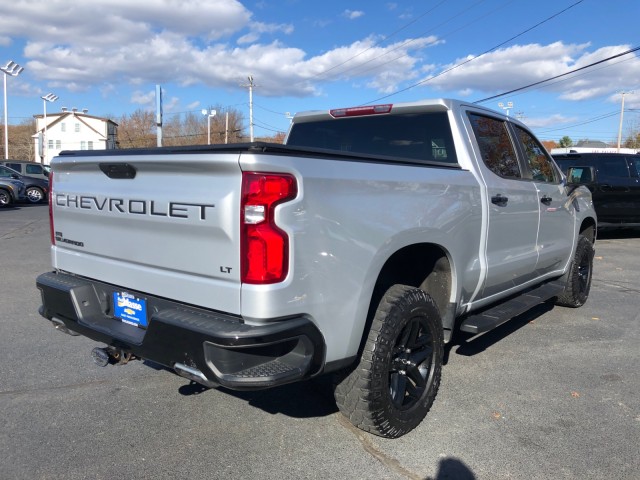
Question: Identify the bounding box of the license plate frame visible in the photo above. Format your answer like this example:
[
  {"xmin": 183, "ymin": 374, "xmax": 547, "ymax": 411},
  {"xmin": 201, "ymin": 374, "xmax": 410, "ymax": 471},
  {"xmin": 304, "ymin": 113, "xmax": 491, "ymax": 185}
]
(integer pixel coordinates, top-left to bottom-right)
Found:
[{"xmin": 113, "ymin": 291, "xmax": 148, "ymax": 328}]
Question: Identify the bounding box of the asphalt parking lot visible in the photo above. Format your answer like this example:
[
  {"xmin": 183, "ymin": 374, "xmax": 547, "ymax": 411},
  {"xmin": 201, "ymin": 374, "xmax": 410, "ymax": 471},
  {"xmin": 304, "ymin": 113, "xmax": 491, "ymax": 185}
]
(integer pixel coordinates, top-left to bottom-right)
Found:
[{"xmin": 1, "ymin": 204, "xmax": 638, "ymax": 480}]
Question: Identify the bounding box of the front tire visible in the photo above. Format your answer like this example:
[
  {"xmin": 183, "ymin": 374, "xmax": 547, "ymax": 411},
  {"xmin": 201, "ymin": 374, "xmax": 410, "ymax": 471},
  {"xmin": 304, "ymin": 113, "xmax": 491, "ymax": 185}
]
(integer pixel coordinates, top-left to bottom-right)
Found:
[
  {"xmin": 556, "ymin": 235, "xmax": 594, "ymax": 307},
  {"xmin": 334, "ymin": 285, "xmax": 444, "ymax": 438},
  {"xmin": 0, "ymin": 188, "xmax": 13, "ymax": 207}
]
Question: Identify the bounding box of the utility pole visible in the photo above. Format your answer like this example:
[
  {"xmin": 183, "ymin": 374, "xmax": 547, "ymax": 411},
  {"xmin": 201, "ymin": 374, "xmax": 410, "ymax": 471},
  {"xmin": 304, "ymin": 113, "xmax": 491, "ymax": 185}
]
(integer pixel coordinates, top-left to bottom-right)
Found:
[
  {"xmin": 225, "ymin": 111, "xmax": 229, "ymax": 144},
  {"xmin": 617, "ymin": 91, "xmax": 633, "ymax": 152},
  {"xmin": 241, "ymin": 75, "xmax": 256, "ymax": 142},
  {"xmin": 155, "ymin": 85, "xmax": 163, "ymax": 147}
]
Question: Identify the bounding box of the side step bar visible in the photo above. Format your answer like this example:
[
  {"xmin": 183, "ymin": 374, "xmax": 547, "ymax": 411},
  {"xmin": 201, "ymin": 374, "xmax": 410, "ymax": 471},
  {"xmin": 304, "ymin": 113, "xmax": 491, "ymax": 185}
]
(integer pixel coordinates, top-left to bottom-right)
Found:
[{"xmin": 460, "ymin": 282, "xmax": 565, "ymax": 334}]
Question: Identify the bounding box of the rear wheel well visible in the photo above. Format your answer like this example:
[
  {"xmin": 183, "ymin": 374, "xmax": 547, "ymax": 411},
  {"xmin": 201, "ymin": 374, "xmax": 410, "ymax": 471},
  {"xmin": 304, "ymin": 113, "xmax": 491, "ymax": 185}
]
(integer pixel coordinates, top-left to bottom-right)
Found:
[
  {"xmin": 359, "ymin": 244, "xmax": 452, "ymax": 354},
  {"xmin": 580, "ymin": 219, "xmax": 596, "ymax": 243}
]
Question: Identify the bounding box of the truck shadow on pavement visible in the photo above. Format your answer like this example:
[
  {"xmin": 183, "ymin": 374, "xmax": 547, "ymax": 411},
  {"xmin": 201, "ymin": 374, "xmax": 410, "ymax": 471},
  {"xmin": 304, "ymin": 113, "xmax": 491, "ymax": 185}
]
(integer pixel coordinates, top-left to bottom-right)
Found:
[
  {"xmin": 444, "ymin": 300, "xmax": 555, "ymax": 364},
  {"xmin": 176, "ymin": 372, "xmax": 339, "ymax": 419},
  {"xmin": 173, "ymin": 301, "xmax": 558, "ymax": 418}
]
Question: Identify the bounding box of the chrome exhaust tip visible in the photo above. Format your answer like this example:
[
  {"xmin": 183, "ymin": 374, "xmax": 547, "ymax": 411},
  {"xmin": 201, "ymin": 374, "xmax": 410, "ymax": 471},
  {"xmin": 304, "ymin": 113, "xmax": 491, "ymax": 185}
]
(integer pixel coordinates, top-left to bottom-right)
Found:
[
  {"xmin": 174, "ymin": 362, "xmax": 217, "ymax": 387},
  {"xmin": 50, "ymin": 317, "xmax": 80, "ymax": 336}
]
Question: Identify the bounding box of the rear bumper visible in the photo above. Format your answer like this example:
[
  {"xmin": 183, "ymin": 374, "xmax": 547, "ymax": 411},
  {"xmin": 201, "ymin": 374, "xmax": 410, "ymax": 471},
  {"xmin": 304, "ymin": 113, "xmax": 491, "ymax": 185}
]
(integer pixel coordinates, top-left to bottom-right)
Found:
[{"xmin": 36, "ymin": 271, "xmax": 325, "ymax": 389}]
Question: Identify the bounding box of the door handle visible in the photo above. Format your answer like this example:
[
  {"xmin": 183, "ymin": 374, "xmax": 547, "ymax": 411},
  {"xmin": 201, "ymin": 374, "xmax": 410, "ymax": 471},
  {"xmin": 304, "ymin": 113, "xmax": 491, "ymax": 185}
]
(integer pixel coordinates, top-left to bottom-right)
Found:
[
  {"xmin": 540, "ymin": 195, "xmax": 552, "ymax": 206},
  {"xmin": 491, "ymin": 194, "xmax": 508, "ymax": 206}
]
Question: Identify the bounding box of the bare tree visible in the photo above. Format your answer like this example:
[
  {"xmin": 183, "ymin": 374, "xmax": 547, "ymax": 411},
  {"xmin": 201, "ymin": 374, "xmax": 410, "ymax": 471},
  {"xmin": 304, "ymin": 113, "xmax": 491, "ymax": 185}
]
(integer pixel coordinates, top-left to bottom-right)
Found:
[
  {"xmin": 0, "ymin": 119, "xmax": 37, "ymax": 160},
  {"xmin": 116, "ymin": 109, "xmax": 156, "ymax": 148}
]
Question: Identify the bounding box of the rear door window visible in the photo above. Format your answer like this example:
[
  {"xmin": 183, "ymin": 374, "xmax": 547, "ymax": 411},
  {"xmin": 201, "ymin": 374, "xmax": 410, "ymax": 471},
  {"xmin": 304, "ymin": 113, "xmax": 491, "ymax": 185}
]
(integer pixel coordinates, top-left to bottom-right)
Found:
[
  {"xmin": 598, "ymin": 156, "xmax": 631, "ymax": 178},
  {"xmin": 514, "ymin": 126, "xmax": 559, "ymax": 183},
  {"xmin": 630, "ymin": 157, "xmax": 640, "ymax": 177},
  {"xmin": 468, "ymin": 113, "xmax": 521, "ymax": 179}
]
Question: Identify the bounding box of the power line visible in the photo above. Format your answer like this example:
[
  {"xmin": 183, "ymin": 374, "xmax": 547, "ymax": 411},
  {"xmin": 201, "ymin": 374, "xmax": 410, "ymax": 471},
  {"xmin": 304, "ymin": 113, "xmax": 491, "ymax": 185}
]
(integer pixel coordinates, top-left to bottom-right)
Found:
[
  {"xmin": 328, "ymin": 0, "xmax": 515, "ymax": 82},
  {"xmin": 536, "ymin": 111, "xmax": 620, "ymax": 134},
  {"xmin": 310, "ymin": 0, "xmax": 449, "ymax": 82},
  {"xmin": 363, "ymin": 0, "xmax": 585, "ymax": 105},
  {"xmin": 474, "ymin": 46, "xmax": 640, "ymax": 103}
]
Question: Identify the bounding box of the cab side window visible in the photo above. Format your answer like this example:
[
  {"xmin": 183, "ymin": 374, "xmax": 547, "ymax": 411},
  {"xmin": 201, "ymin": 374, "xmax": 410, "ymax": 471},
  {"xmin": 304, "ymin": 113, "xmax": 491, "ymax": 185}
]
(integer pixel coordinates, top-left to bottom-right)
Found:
[
  {"xmin": 599, "ymin": 157, "xmax": 630, "ymax": 178},
  {"xmin": 631, "ymin": 158, "xmax": 640, "ymax": 177},
  {"xmin": 468, "ymin": 113, "xmax": 521, "ymax": 179},
  {"xmin": 515, "ymin": 126, "xmax": 558, "ymax": 183},
  {"xmin": 26, "ymin": 164, "xmax": 43, "ymax": 175}
]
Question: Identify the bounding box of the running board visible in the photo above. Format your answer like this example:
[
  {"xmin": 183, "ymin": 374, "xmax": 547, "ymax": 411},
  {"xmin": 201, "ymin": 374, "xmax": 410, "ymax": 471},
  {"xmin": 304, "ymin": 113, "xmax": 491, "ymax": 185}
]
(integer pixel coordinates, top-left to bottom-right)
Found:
[{"xmin": 460, "ymin": 282, "xmax": 565, "ymax": 334}]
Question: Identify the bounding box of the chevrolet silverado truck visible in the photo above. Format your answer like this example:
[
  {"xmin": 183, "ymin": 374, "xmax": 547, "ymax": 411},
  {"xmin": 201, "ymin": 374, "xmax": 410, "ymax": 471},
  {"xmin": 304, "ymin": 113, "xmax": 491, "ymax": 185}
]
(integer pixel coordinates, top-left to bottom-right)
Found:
[{"xmin": 36, "ymin": 99, "xmax": 597, "ymax": 438}]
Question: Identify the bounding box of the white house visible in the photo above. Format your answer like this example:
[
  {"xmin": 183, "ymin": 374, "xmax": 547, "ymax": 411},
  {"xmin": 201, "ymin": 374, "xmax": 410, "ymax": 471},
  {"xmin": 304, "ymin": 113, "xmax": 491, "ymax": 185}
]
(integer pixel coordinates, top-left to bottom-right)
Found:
[{"xmin": 32, "ymin": 108, "xmax": 118, "ymax": 164}]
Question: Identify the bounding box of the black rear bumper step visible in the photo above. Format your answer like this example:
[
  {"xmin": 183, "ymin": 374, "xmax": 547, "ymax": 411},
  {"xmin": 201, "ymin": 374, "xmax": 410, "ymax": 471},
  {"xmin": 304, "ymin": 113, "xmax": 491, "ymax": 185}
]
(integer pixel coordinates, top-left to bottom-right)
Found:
[
  {"xmin": 36, "ymin": 271, "xmax": 325, "ymax": 390},
  {"xmin": 460, "ymin": 282, "xmax": 564, "ymax": 334}
]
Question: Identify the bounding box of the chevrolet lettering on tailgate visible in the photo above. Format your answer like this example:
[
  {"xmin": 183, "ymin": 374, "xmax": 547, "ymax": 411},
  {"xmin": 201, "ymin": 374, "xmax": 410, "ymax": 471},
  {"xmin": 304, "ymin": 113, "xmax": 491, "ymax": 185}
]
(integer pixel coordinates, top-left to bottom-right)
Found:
[{"xmin": 54, "ymin": 194, "xmax": 215, "ymax": 220}]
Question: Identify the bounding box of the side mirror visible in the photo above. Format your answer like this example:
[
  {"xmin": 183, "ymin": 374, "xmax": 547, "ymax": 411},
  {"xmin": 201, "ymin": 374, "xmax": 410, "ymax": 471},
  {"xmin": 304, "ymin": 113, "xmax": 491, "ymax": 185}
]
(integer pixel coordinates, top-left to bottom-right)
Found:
[
  {"xmin": 565, "ymin": 166, "xmax": 595, "ymax": 194},
  {"xmin": 566, "ymin": 166, "xmax": 595, "ymax": 184},
  {"xmin": 10, "ymin": 173, "xmax": 20, "ymax": 180}
]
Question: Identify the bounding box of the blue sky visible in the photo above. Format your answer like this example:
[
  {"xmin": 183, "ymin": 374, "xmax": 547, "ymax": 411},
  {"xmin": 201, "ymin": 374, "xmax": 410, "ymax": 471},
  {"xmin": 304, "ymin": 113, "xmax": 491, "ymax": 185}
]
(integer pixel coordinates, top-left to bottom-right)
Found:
[{"xmin": 1, "ymin": 0, "xmax": 639, "ymax": 143}]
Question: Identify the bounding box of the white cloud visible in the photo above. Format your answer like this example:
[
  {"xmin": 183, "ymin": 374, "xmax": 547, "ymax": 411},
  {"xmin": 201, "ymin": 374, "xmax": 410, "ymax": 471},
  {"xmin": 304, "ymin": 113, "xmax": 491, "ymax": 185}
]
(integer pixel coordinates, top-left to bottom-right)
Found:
[
  {"xmin": 0, "ymin": 0, "xmax": 251, "ymax": 44},
  {"xmin": 425, "ymin": 42, "xmax": 640, "ymax": 103},
  {"xmin": 524, "ymin": 114, "xmax": 578, "ymax": 129},
  {"xmin": 8, "ymin": 0, "xmax": 442, "ymax": 99},
  {"xmin": 18, "ymin": 1, "xmax": 636, "ymax": 107},
  {"xmin": 131, "ymin": 90, "xmax": 156, "ymax": 107},
  {"xmin": 343, "ymin": 10, "xmax": 365, "ymax": 20},
  {"xmin": 237, "ymin": 21, "xmax": 293, "ymax": 44}
]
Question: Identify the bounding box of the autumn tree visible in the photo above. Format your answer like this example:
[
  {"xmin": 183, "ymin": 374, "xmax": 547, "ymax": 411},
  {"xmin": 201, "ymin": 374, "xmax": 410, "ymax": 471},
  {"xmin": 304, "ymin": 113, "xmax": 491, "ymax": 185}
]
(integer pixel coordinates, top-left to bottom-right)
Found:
[
  {"xmin": 623, "ymin": 120, "xmax": 640, "ymax": 149},
  {"xmin": 255, "ymin": 131, "xmax": 287, "ymax": 144}
]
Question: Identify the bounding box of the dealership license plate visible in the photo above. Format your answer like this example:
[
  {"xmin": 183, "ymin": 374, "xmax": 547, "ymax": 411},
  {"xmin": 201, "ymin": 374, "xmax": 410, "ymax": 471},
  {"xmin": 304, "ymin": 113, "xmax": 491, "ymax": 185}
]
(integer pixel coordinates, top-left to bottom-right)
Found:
[{"xmin": 113, "ymin": 291, "xmax": 148, "ymax": 328}]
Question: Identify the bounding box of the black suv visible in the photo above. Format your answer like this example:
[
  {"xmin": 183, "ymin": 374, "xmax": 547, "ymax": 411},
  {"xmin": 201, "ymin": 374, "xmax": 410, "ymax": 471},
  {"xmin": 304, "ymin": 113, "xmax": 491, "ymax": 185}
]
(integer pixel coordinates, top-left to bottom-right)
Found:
[
  {"xmin": 553, "ymin": 152, "xmax": 640, "ymax": 227},
  {"xmin": 0, "ymin": 165, "xmax": 49, "ymax": 204}
]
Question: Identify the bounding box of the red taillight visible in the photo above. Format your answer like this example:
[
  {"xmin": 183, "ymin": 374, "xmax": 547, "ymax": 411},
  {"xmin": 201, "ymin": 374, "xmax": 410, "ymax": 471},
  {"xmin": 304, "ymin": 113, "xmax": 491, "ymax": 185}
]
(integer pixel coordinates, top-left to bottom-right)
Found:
[
  {"xmin": 49, "ymin": 170, "xmax": 55, "ymax": 245},
  {"xmin": 241, "ymin": 172, "xmax": 297, "ymax": 284},
  {"xmin": 329, "ymin": 104, "xmax": 392, "ymax": 118}
]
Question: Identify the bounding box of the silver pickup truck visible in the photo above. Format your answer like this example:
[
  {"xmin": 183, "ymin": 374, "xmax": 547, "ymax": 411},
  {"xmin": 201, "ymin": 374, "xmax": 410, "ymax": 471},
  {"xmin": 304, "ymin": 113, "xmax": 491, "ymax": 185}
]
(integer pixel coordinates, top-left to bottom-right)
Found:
[{"xmin": 37, "ymin": 99, "xmax": 597, "ymax": 438}]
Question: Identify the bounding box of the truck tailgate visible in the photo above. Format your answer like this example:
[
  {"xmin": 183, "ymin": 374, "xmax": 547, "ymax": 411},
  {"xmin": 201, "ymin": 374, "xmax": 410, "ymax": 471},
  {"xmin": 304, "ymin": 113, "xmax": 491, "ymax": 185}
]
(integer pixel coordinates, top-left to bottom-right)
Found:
[{"xmin": 50, "ymin": 153, "xmax": 242, "ymax": 314}]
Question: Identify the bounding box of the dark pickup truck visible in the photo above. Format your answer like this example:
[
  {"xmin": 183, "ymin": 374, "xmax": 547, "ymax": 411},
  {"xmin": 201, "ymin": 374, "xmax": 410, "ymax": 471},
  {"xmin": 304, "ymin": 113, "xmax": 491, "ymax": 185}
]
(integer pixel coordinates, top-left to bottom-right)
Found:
[{"xmin": 553, "ymin": 152, "xmax": 640, "ymax": 227}]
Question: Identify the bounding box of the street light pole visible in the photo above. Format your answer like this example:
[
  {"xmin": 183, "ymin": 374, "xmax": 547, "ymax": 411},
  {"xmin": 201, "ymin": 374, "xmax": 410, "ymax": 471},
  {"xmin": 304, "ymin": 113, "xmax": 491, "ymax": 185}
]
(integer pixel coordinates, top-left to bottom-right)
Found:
[
  {"xmin": 201, "ymin": 109, "xmax": 216, "ymax": 145},
  {"xmin": 616, "ymin": 91, "xmax": 633, "ymax": 153},
  {"xmin": 1, "ymin": 60, "xmax": 24, "ymax": 160},
  {"xmin": 241, "ymin": 75, "xmax": 256, "ymax": 142},
  {"xmin": 41, "ymin": 93, "xmax": 58, "ymax": 164},
  {"xmin": 498, "ymin": 101, "xmax": 514, "ymax": 117}
]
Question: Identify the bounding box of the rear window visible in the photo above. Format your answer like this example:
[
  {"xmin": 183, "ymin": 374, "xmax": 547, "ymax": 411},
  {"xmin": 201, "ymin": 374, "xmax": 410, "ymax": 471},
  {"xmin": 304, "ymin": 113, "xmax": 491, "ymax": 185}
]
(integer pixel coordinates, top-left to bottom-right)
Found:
[
  {"xmin": 6, "ymin": 163, "xmax": 22, "ymax": 172},
  {"xmin": 287, "ymin": 112, "xmax": 457, "ymax": 164}
]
